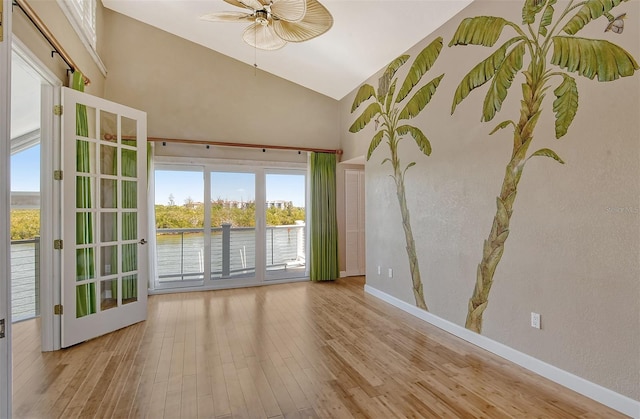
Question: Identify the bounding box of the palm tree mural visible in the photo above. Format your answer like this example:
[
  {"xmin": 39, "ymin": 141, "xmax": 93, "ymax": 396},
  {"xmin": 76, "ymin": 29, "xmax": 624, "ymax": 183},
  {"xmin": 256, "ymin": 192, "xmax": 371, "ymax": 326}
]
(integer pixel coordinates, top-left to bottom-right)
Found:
[
  {"xmin": 349, "ymin": 37, "xmax": 444, "ymax": 311},
  {"xmin": 449, "ymin": 0, "xmax": 638, "ymax": 333}
]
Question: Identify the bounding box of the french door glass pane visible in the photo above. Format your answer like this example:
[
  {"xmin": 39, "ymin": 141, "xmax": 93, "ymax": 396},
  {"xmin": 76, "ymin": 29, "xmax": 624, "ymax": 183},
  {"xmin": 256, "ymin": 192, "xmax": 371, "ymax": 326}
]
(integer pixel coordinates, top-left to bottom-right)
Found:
[
  {"xmin": 100, "ymin": 279, "xmax": 117, "ymax": 311},
  {"xmin": 121, "ymin": 117, "xmax": 137, "ymax": 146},
  {"xmin": 265, "ymin": 173, "xmax": 306, "ymax": 280},
  {"xmin": 211, "ymin": 172, "xmax": 255, "ymax": 279}
]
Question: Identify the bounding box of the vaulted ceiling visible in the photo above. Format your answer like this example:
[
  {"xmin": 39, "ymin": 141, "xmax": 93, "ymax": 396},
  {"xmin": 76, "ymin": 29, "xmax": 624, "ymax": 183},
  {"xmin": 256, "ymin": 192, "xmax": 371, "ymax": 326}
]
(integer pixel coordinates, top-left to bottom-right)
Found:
[{"xmin": 102, "ymin": 0, "xmax": 474, "ymax": 100}]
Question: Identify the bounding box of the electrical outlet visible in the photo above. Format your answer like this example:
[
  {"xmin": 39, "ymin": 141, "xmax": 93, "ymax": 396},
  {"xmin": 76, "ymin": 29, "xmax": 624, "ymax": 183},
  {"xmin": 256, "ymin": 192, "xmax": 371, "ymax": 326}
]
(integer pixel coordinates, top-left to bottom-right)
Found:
[
  {"xmin": 388, "ymin": 268, "xmax": 393, "ymax": 278},
  {"xmin": 377, "ymin": 266, "xmax": 381, "ymax": 275},
  {"xmin": 531, "ymin": 312, "xmax": 541, "ymax": 329}
]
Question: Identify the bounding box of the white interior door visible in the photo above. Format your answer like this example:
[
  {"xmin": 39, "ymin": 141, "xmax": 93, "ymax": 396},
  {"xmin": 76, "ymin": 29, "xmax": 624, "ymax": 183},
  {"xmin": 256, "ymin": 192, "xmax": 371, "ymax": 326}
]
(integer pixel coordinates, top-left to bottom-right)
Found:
[
  {"xmin": 0, "ymin": 0, "xmax": 13, "ymax": 413},
  {"xmin": 345, "ymin": 169, "xmax": 365, "ymax": 276},
  {"xmin": 61, "ymin": 87, "xmax": 147, "ymax": 348}
]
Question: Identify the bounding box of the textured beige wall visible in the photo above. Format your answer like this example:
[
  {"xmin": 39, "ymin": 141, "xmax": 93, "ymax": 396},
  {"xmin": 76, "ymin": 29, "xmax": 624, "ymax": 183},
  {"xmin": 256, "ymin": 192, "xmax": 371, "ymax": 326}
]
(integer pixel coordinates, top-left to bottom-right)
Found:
[
  {"xmin": 100, "ymin": 10, "xmax": 339, "ymax": 149},
  {"xmin": 341, "ymin": 0, "xmax": 640, "ymax": 401},
  {"xmin": 12, "ymin": 0, "xmax": 106, "ymax": 95}
]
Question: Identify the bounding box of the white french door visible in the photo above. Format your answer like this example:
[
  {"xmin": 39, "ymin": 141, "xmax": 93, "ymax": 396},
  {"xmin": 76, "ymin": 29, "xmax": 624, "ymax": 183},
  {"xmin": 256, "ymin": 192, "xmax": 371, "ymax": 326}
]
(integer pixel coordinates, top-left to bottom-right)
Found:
[{"xmin": 61, "ymin": 87, "xmax": 147, "ymax": 348}]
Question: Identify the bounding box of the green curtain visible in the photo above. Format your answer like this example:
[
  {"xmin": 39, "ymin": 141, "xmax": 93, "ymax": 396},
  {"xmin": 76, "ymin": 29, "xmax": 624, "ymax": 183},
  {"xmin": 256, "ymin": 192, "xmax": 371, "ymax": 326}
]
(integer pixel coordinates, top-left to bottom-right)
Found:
[
  {"xmin": 73, "ymin": 71, "xmax": 97, "ymax": 317},
  {"xmin": 309, "ymin": 152, "xmax": 339, "ymax": 281}
]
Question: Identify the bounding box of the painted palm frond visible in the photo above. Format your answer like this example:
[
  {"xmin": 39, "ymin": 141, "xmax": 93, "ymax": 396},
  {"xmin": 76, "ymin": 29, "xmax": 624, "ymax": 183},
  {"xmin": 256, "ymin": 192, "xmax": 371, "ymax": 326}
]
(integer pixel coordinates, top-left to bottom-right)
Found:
[
  {"xmin": 449, "ymin": 16, "xmax": 510, "ymax": 47},
  {"xmin": 396, "ymin": 125, "xmax": 432, "ymax": 156},
  {"xmin": 367, "ymin": 131, "xmax": 385, "ymax": 160},
  {"xmin": 563, "ymin": 0, "xmax": 629, "ymax": 34},
  {"xmin": 449, "ymin": 0, "xmax": 638, "ymax": 333},
  {"xmin": 399, "ymin": 75, "xmax": 444, "ymax": 121},
  {"xmin": 528, "ymin": 148, "xmax": 565, "ymax": 163},
  {"xmin": 349, "ymin": 102, "xmax": 382, "ymax": 133},
  {"xmin": 552, "ymin": 74, "xmax": 578, "ymax": 138},
  {"xmin": 396, "ymin": 38, "xmax": 443, "ymax": 103},
  {"xmin": 349, "ymin": 36, "xmax": 444, "ymax": 311},
  {"xmin": 378, "ymin": 55, "xmax": 410, "ymax": 101},
  {"xmin": 551, "ymin": 37, "xmax": 639, "ymax": 81},
  {"xmin": 482, "ymin": 42, "xmax": 526, "ymax": 122},
  {"xmin": 351, "ymin": 84, "xmax": 376, "ymax": 113},
  {"xmin": 538, "ymin": 0, "xmax": 557, "ymax": 36},
  {"xmin": 452, "ymin": 37, "xmax": 525, "ymax": 114},
  {"xmin": 522, "ymin": 0, "xmax": 546, "ymax": 24}
]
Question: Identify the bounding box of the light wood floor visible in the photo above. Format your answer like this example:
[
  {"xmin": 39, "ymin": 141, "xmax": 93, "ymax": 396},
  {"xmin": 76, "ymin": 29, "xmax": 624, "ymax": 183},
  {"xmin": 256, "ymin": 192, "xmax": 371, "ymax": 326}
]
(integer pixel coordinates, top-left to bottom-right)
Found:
[{"xmin": 12, "ymin": 277, "xmax": 625, "ymax": 418}]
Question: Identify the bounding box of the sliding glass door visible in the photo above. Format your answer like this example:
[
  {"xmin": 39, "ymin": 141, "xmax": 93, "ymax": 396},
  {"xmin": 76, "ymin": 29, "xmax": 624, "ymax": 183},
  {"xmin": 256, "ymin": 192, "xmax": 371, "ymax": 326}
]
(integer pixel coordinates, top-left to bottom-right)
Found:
[
  {"xmin": 210, "ymin": 171, "xmax": 255, "ymax": 280},
  {"xmin": 154, "ymin": 164, "xmax": 306, "ymax": 289},
  {"xmin": 154, "ymin": 168, "xmax": 204, "ymax": 286},
  {"xmin": 265, "ymin": 172, "xmax": 307, "ymax": 281}
]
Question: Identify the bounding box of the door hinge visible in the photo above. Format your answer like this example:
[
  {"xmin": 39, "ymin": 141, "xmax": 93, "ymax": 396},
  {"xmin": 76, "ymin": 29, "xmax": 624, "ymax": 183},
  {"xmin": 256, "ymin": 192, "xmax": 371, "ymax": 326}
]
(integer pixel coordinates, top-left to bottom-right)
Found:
[
  {"xmin": 54, "ymin": 305, "xmax": 63, "ymax": 315},
  {"xmin": 54, "ymin": 170, "xmax": 63, "ymax": 180},
  {"xmin": 54, "ymin": 239, "xmax": 63, "ymax": 250},
  {"xmin": 0, "ymin": 319, "xmax": 5, "ymax": 339},
  {"xmin": 0, "ymin": 2, "xmax": 4, "ymax": 43},
  {"xmin": 53, "ymin": 105, "xmax": 63, "ymax": 116},
  {"xmin": 0, "ymin": 14, "xmax": 4, "ymax": 44}
]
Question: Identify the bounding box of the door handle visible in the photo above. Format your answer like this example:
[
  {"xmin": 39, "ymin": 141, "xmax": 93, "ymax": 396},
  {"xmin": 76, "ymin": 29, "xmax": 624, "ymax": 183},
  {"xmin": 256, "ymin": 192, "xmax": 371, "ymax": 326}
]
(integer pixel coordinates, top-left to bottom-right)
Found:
[{"xmin": 139, "ymin": 239, "xmax": 147, "ymax": 245}]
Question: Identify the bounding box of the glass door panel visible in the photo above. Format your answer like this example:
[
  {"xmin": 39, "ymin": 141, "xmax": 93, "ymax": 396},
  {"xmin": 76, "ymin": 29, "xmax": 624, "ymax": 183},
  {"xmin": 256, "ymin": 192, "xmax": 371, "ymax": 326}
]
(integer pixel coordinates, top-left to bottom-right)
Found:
[
  {"xmin": 211, "ymin": 172, "xmax": 255, "ymax": 279},
  {"xmin": 265, "ymin": 173, "xmax": 306, "ymax": 281},
  {"xmin": 154, "ymin": 169, "xmax": 204, "ymax": 285}
]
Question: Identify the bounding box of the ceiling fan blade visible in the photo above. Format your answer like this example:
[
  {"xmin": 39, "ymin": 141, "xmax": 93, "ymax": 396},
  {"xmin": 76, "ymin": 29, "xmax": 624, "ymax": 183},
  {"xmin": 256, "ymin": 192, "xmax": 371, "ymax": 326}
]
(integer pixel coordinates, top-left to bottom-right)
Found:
[
  {"xmin": 270, "ymin": 0, "xmax": 306, "ymax": 23},
  {"xmin": 272, "ymin": 0, "xmax": 333, "ymax": 42},
  {"xmin": 200, "ymin": 11, "xmax": 254, "ymax": 23},
  {"xmin": 243, "ymin": 22, "xmax": 287, "ymax": 50},
  {"xmin": 224, "ymin": 0, "xmax": 263, "ymax": 11}
]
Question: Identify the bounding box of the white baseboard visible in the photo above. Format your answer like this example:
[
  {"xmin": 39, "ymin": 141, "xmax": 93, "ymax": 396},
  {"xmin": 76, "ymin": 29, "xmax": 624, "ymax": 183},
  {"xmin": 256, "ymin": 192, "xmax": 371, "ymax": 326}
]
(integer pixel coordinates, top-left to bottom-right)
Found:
[
  {"xmin": 340, "ymin": 271, "xmax": 347, "ymax": 278},
  {"xmin": 364, "ymin": 285, "xmax": 640, "ymax": 419}
]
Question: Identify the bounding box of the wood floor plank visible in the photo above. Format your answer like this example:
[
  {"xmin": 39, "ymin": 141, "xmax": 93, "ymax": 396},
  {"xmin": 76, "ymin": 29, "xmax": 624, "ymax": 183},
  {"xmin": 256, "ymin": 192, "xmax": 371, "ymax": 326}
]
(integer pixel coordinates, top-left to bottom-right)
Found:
[{"xmin": 11, "ymin": 277, "xmax": 628, "ymax": 418}]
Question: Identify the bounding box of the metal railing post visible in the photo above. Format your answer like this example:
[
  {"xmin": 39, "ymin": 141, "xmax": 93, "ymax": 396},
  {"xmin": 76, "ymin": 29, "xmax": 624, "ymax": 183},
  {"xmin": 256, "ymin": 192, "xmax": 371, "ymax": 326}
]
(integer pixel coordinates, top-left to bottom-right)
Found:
[
  {"xmin": 270, "ymin": 228, "xmax": 274, "ymax": 266},
  {"xmin": 34, "ymin": 236, "xmax": 40, "ymax": 316},
  {"xmin": 295, "ymin": 220, "xmax": 305, "ymax": 261},
  {"xmin": 222, "ymin": 223, "xmax": 231, "ymax": 277}
]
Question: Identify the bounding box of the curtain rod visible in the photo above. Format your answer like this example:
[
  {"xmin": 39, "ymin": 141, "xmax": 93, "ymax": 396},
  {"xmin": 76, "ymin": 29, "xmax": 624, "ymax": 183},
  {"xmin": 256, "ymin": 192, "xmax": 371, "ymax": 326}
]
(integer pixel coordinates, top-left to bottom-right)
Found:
[
  {"xmin": 13, "ymin": 0, "xmax": 90, "ymax": 85},
  {"xmin": 148, "ymin": 137, "xmax": 343, "ymax": 157}
]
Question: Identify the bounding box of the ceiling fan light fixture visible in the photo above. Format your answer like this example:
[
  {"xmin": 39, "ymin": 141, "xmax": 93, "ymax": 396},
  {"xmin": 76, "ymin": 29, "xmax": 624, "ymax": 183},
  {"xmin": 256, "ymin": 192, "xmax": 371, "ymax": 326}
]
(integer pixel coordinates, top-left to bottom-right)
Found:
[
  {"xmin": 243, "ymin": 22, "xmax": 287, "ymax": 50},
  {"xmin": 255, "ymin": 10, "xmax": 269, "ymax": 25}
]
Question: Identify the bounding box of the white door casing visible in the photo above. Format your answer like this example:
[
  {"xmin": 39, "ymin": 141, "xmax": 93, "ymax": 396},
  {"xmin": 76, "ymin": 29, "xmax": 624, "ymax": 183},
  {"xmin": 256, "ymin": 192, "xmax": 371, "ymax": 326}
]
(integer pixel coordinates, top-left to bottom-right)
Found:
[
  {"xmin": 0, "ymin": 0, "xmax": 13, "ymax": 414},
  {"xmin": 61, "ymin": 87, "xmax": 147, "ymax": 348}
]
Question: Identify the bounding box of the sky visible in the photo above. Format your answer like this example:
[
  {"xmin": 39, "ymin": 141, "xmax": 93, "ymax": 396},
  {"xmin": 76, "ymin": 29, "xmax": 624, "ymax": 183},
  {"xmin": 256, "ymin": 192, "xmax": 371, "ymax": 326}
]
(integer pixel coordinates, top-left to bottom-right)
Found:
[
  {"xmin": 10, "ymin": 147, "xmax": 305, "ymax": 207},
  {"xmin": 11, "ymin": 145, "xmax": 40, "ymax": 191},
  {"xmin": 155, "ymin": 170, "xmax": 306, "ymax": 207}
]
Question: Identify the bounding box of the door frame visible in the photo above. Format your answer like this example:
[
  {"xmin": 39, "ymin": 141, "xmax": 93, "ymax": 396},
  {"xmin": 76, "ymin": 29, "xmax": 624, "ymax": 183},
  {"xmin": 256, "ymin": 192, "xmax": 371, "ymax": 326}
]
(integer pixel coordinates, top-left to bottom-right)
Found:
[
  {"xmin": 12, "ymin": 36, "xmax": 63, "ymax": 351},
  {"xmin": 1, "ymin": 0, "xmax": 13, "ymax": 414}
]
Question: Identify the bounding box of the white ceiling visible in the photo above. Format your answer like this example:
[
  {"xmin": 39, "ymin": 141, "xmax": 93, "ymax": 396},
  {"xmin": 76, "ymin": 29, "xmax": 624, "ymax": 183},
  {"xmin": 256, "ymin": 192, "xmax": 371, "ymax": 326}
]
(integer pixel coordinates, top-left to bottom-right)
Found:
[{"xmin": 102, "ymin": 0, "xmax": 474, "ymax": 100}]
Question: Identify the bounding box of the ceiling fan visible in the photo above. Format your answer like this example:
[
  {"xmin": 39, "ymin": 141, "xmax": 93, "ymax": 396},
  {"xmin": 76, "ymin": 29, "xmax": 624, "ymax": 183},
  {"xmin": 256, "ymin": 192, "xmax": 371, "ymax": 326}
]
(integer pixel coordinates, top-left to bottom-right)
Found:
[{"xmin": 200, "ymin": 0, "xmax": 333, "ymax": 51}]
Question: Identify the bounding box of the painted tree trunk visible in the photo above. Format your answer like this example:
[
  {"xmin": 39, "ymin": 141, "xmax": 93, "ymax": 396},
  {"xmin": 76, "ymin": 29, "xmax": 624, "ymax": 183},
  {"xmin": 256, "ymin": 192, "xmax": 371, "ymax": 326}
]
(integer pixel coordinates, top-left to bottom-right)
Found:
[
  {"xmin": 465, "ymin": 70, "xmax": 544, "ymax": 333},
  {"xmin": 393, "ymin": 159, "xmax": 428, "ymax": 311}
]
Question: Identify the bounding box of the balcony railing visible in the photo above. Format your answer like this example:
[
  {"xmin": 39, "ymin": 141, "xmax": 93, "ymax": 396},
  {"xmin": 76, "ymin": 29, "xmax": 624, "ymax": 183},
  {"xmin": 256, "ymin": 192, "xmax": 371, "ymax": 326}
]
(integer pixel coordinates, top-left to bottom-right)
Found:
[
  {"xmin": 9, "ymin": 225, "xmax": 306, "ymax": 319},
  {"xmin": 10, "ymin": 237, "xmax": 40, "ymax": 322},
  {"xmin": 156, "ymin": 223, "xmax": 306, "ymax": 282}
]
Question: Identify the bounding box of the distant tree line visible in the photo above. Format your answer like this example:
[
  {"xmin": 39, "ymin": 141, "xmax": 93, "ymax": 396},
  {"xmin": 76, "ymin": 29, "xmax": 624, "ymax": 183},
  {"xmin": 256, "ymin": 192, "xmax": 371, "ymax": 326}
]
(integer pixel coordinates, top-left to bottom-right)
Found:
[
  {"xmin": 10, "ymin": 201, "xmax": 305, "ymax": 240},
  {"xmin": 156, "ymin": 200, "xmax": 305, "ymax": 229},
  {"xmin": 10, "ymin": 209, "xmax": 40, "ymax": 240}
]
